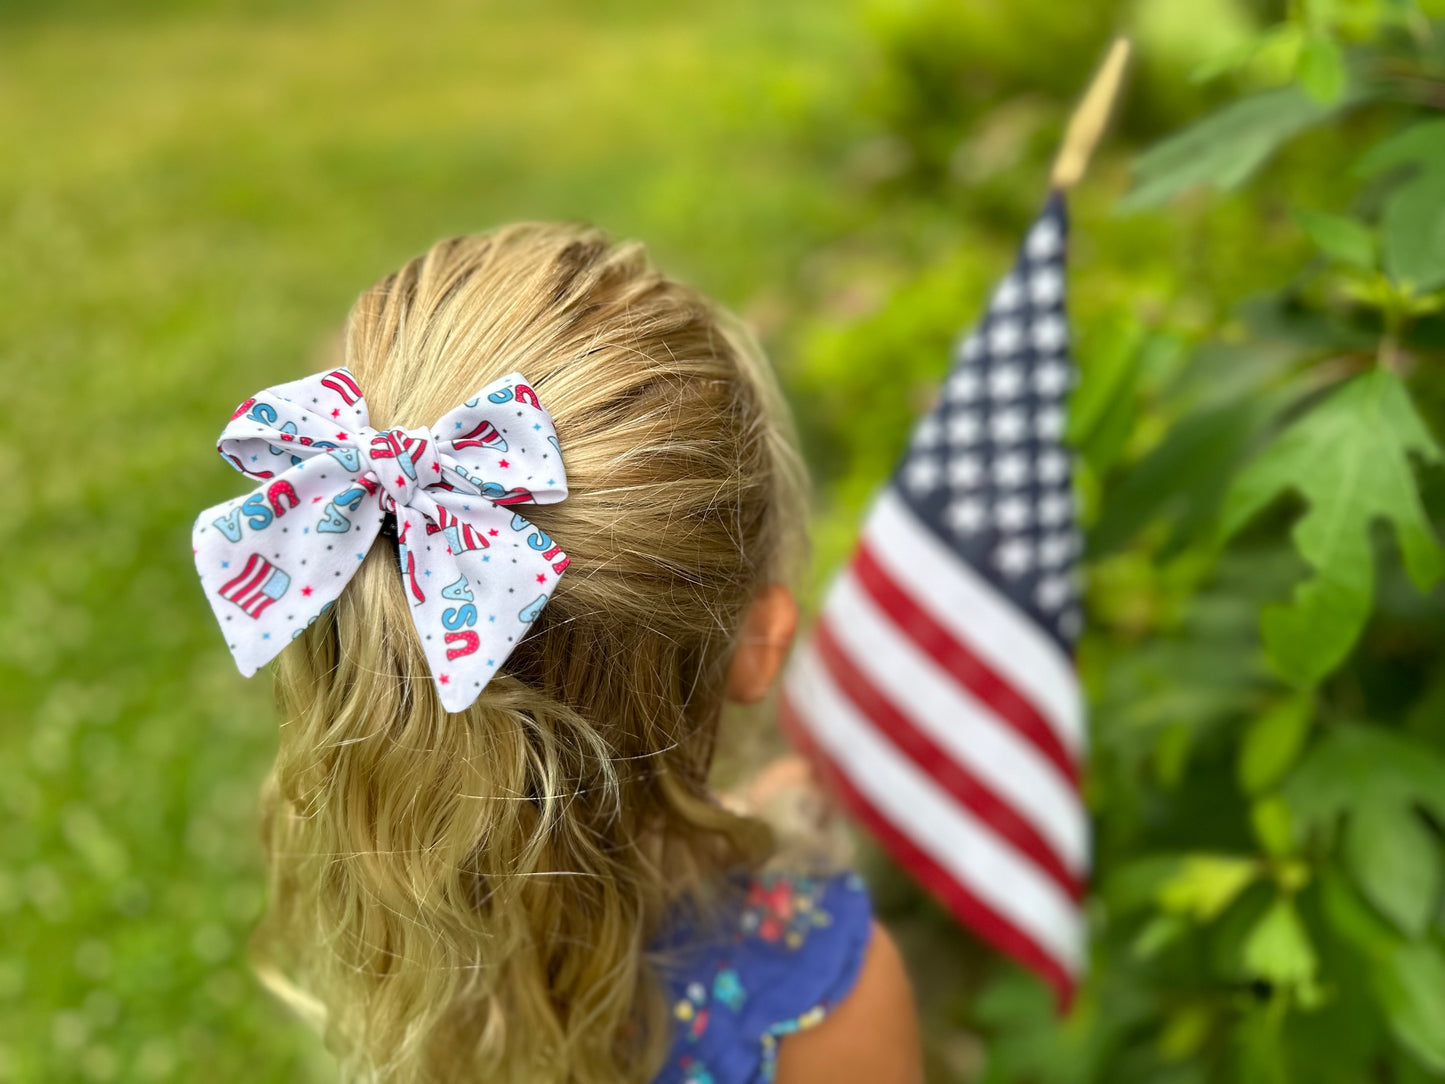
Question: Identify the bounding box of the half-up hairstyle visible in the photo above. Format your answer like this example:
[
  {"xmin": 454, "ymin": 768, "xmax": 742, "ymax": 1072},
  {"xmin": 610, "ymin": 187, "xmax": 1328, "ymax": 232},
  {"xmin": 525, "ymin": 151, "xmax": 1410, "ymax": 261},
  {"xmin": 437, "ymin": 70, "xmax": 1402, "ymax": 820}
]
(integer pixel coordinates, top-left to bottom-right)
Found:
[{"xmin": 253, "ymin": 224, "xmax": 808, "ymax": 1083}]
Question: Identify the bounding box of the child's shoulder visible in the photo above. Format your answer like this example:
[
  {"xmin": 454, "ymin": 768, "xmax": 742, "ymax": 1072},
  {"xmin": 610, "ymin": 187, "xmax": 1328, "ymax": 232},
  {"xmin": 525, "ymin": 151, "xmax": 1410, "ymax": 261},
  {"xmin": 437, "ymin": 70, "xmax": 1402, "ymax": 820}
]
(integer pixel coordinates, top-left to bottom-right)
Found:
[{"xmin": 653, "ymin": 868, "xmax": 873, "ymax": 1084}]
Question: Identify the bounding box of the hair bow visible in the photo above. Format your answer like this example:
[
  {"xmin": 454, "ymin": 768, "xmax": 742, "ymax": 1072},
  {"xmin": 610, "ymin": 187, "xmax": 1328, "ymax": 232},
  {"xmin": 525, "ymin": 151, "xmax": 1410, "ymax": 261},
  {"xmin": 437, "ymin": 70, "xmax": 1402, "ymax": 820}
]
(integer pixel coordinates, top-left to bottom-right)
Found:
[{"xmin": 191, "ymin": 366, "xmax": 569, "ymax": 712}]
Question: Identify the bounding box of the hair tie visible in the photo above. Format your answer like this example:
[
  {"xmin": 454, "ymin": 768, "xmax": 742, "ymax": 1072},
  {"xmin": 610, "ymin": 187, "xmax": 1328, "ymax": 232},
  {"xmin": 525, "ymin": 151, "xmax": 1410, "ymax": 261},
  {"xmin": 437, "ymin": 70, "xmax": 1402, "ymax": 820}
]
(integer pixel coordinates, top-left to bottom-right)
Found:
[{"xmin": 191, "ymin": 366, "xmax": 570, "ymax": 712}]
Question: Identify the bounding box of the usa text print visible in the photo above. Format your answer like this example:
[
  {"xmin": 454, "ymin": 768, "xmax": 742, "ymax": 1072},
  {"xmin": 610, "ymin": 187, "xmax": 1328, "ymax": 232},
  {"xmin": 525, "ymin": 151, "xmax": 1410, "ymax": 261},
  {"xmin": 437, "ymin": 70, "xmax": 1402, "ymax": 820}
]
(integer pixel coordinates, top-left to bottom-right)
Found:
[
  {"xmin": 213, "ymin": 480, "xmax": 302, "ymax": 541},
  {"xmin": 246, "ymin": 401, "xmax": 278, "ymax": 425},
  {"xmin": 486, "ymin": 382, "xmax": 541, "ymax": 409},
  {"xmin": 266, "ymin": 479, "xmax": 299, "ymax": 517},
  {"xmin": 439, "ymin": 574, "xmax": 478, "ymax": 633},
  {"xmin": 445, "ymin": 630, "xmax": 479, "ymax": 660},
  {"xmin": 317, "ymin": 478, "xmax": 378, "ymax": 535},
  {"xmin": 509, "ymin": 513, "xmax": 570, "ymax": 574}
]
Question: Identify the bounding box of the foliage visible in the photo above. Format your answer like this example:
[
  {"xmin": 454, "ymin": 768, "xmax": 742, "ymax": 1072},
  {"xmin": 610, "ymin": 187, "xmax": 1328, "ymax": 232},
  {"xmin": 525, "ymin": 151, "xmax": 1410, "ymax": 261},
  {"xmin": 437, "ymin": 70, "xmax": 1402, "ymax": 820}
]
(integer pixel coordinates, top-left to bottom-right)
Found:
[{"xmin": 806, "ymin": 2, "xmax": 1445, "ymax": 1081}]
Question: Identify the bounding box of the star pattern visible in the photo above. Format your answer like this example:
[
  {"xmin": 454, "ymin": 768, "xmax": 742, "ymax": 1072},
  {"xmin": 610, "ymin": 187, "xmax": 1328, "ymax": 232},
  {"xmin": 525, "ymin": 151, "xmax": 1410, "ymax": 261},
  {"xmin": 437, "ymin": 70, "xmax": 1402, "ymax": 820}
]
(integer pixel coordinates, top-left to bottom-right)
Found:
[{"xmin": 893, "ymin": 195, "xmax": 1082, "ymax": 649}]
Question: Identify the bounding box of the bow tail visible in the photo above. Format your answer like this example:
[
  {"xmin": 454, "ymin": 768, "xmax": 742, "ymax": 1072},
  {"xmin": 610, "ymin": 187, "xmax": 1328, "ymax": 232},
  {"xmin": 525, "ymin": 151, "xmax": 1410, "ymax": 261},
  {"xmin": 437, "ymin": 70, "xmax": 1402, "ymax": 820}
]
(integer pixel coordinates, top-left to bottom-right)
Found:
[
  {"xmin": 192, "ymin": 457, "xmax": 386, "ymax": 676},
  {"xmin": 399, "ymin": 497, "xmax": 566, "ymax": 713}
]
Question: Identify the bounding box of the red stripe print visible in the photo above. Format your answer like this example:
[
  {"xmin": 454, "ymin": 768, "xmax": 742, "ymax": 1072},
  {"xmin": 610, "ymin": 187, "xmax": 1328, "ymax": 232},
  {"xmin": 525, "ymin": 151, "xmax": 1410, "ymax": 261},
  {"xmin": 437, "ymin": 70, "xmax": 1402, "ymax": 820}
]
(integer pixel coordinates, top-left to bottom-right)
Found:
[
  {"xmin": 220, "ymin": 554, "xmax": 261, "ymax": 597},
  {"xmin": 321, "ymin": 370, "xmax": 363, "ymax": 405},
  {"xmin": 853, "ymin": 542, "xmax": 1078, "ymax": 786},
  {"xmin": 247, "ymin": 592, "xmax": 280, "ymax": 618},
  {"xmin": 812, "ymin": 617, "xmax": 1083, "ymax": 901},
  {"xmin": 234, "ymin": 563, "xmax": 270, "ymax": 603},
  {"xmin": 779, "ymin": 692, "xmax": 1077, "ymax": 1009}
]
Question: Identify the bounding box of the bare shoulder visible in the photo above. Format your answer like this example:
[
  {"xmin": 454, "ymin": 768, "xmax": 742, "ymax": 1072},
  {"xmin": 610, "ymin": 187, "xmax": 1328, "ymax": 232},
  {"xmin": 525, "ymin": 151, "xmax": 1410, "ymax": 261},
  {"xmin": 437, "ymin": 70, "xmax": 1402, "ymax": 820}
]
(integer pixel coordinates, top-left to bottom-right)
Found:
[{"xmin": 773, "ymin": 919, "xmax": 922, "ymax": 1084}]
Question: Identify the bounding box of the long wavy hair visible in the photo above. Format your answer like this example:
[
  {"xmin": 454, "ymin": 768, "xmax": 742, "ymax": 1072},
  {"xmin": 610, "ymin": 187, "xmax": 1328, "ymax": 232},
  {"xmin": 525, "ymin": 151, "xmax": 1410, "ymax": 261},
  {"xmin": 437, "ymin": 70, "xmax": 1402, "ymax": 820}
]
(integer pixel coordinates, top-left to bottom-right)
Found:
[{"xmin": 252, "ymin": 224, "xmax": 808, "ymax": 1083}]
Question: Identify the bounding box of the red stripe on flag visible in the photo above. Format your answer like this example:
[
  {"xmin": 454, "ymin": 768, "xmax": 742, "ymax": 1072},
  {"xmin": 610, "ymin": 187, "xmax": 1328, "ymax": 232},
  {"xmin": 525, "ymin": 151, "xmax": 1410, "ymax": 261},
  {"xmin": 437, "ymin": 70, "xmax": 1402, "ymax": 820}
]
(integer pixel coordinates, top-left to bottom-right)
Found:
[
  {"xmin": 220, "ymin": 553, "xmax": 261, "ymax": 597},
  {"xmin": 853, "ymin": 542, "xmax": 1079, "ymax": 786},
  {"xmin": 779, "ymin": 690, "xmax": 1077, "ymax": 1009},
  {"xmin": 813, "ymin": 617, "xmax": 1084, "ymax": 901},
  {"xmin": 228, "ymin": 561, "xmax": 270, "ymax": 604},
  {"xmin": 248, "ymin": 592, "xmax": 279, "ymax": 618}
]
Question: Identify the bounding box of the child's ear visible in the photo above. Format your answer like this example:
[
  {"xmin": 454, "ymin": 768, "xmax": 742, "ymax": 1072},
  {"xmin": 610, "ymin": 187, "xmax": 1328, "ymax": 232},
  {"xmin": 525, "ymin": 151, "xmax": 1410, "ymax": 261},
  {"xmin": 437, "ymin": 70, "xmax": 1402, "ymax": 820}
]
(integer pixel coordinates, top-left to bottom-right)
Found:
[{"xmin": 726, "ymin": 584, "xmax": 799, "ymax": 704}]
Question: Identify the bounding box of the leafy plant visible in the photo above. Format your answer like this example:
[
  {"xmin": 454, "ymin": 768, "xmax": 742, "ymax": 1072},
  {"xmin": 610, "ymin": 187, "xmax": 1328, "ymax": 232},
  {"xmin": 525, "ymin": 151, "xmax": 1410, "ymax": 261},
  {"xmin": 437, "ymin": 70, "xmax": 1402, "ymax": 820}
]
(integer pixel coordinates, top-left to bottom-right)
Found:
[
  {"xmin": 968, "ymin": 6, "xmax": 1445, "ymax": 1081},
  {"xmin": 802, "ymin": 2, "xmax": 1445, "ymax": 1080}
]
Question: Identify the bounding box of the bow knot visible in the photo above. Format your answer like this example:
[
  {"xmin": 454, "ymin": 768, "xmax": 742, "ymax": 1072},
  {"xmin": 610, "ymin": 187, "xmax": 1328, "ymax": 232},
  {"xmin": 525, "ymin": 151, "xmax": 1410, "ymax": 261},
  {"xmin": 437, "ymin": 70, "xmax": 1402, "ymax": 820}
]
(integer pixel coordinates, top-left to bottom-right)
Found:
[
  {"xmin": 363, "ymin": 425, "xmax": 439, "ymax": 510},
  {"xmin": 193, "ymin": 368, "xmax": 569, "ymax": 712}
]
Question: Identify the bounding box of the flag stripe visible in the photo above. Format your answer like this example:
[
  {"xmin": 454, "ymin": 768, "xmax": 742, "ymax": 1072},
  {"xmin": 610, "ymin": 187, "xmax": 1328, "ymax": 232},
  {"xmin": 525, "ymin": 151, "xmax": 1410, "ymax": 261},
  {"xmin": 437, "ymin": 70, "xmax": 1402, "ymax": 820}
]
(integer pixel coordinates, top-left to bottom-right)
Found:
[
  {"xmin": 813, "ymin": 617, "xmax": 1084, "ymax": 899},
  {"xmin": 229, "ymin": 561, "xmax": 271, "ymax": 604},
  {"xmin": 852, "ymin": 539, "xmax": 1080, "ymax": 787},
  {"xmin": 778, "ymin": 687, "xmax": 1078, "ymax": 1003},
  {"xmin": 820, "ymin": 570, "xmax": 1087, "ymax": 880},
  {"xmin": 783, "ymin": 643, "xmax": 1084, "ymax": 970},
  {"xmin": 220, "ymin": 553, "xmax": 262, "ymax": 597},
  {"xmin": 247, "ymin": 591, "xmax": 280, "ymax": 618},
  {"xmin": 863, "ymin": 489, "xmax": 1084, "ymax": 756}
]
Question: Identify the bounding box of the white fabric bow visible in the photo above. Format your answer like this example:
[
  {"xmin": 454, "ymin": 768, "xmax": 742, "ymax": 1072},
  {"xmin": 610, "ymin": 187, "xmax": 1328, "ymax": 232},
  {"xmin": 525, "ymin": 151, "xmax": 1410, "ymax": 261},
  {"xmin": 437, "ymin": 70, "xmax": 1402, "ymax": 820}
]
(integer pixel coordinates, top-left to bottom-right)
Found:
[{"xmin": 191, "ymin": 366, "xmax": 569, "ymax": 711}]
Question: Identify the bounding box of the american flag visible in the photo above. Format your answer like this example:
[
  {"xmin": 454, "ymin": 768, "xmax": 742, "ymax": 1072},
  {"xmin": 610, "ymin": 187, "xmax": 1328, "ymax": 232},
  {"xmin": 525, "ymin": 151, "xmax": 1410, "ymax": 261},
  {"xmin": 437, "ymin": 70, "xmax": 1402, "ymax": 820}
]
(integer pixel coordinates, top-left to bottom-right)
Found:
[
  {"xmin": 220, "ymin": 553, "xmax": 292, "ymax": 619},
  {"xmin": 779, "ymin": 193, "xmax": 1089, "ymax": 1004}
]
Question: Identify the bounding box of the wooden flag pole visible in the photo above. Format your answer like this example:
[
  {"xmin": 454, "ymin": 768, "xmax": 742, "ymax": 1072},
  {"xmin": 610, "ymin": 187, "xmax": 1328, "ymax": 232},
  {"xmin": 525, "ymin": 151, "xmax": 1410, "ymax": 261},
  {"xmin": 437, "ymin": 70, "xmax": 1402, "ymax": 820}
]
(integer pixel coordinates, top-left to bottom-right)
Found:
[{"xmin": 1050, "ymin": 37, "xmax": 1133, "ymax": 190}]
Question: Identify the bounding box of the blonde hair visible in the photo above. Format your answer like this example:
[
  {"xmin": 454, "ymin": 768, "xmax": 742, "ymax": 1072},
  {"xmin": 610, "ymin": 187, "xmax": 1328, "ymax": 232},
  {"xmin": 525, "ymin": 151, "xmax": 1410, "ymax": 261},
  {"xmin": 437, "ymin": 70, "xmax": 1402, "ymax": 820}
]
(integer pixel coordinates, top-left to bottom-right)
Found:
[{"xmin": 253, "ymin": 224, "xmax": 808, "ymax": 1083}]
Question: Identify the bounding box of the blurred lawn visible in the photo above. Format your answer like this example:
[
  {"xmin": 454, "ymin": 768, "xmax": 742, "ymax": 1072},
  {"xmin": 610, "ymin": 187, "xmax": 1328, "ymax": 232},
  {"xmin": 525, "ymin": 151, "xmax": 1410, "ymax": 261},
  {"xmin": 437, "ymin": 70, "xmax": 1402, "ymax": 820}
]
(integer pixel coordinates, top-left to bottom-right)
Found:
[
  {"xmin": 0, "ymin": 0, "xmax": 1317, "ymax": 1080},
  {"xmin": 0, "ymin": 3, "xmax": 877, "ymax": 1078}
]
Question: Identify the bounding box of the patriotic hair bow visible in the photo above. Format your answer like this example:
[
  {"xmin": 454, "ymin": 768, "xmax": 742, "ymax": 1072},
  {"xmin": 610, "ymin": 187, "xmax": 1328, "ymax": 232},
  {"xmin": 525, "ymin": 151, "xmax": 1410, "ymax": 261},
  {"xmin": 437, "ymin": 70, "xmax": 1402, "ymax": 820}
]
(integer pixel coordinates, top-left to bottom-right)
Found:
[{"xmin": 191, "ymin": 366, "xmax": 569, "ymax": 712}]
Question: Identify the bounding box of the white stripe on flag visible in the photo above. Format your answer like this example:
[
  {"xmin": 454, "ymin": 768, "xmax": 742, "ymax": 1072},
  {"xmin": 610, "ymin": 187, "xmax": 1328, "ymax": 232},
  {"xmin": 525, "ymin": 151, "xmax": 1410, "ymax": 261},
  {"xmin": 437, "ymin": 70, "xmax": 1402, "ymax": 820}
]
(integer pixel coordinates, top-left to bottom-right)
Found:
[
  {"xmin": 826, "ymin": 570, "xmax": 1089, "ymax": 876},
  {"xmin": 863, "ymin": 488, "xmax": 1085, "ymax": 756},
  {"xmin": 787, "ymin": 644, "xmax": 1084, "ymax": 973}
]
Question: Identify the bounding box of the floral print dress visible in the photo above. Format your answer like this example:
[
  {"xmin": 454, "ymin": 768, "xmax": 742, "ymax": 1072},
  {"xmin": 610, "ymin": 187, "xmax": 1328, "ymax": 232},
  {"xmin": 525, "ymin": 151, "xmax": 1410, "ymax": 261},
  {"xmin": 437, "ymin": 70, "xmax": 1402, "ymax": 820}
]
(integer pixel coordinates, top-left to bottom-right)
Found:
[{"xmin": 650, "ymin": 870, "xmax": 873, "ymax": 1084}]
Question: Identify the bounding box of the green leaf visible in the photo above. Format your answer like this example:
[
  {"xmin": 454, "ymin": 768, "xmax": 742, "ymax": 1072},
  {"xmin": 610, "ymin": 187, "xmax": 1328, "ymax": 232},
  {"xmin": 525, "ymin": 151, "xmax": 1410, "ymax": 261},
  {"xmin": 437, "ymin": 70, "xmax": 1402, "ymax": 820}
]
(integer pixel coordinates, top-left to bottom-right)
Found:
[
  {"xmin": 1069, "ymin": 315, "xmax": 1144, "ymax": 453},
  {"xmin": 1251, "ymin": 796, "xmax": 1296, "ymax": 859},
  {"xmin": 1091, "ymin": 395, "xmax": 1281, "ymax": 557},
  {"xmin": 1158, "ymin": 1003, "xmax": 1213, "ymax": 1061},
  {"xmin": 1287, "ymin": 725, "xmax": 1445, "ymax": 935},
  {"xmin": 1122, "ymin": 85, "xmax": 1358, "ymax": 211},
  {"xmin": 1344, "ymin": 801, "xmax": 1443, "ymax": 938},
  {"xmin": 1298, "ymin": 32, "xmax": 1347, "ymax": 104},
  {"xmin": 1158, "ymin": 855, "xmax": 1261, "ymax": 922},
  {"xmin": 1239, "ymin": 693, "xmax": 1314, "ymax": 794},
  {"xmin": 1285, "ymin": 725, "xmax": 1445, "ymax": 833},
  {"xmin": 1132, "ymin": 914, "xmax": 1189, "ymax": 960},
  {"xmin": 1234, "ymin": 1006, "xmax": 1290, "ymax": 1084},
  {"xmin": 1373, "ymin": 942, "xmax": 1445, "ymax": 1072},
  {"xmin": 1321, "ymin": 866, "xmax": 1398, "ymax": 954},
  {"xmin": 1295, "ymin": 209, "xmax": 1376, "ymax": 271},
  {"xmin": 1357, "ymin": 120, "xmax": 1445, "ymax": 291},
  {"xmin": 1243, "ymin": 896, "xmax": 1319, "ymax": 987},
  {"xmin": 1380, "ymin": 170, "xmax": 1445, "ymax": 293},
  {"xmin": 1221, "ymin": 369, "xmax": 1445, "ymax": 686},
  {"xmin": 1300, "ymin": 31, "xmax": 1340, "ymax": 102},
  {"xmin": 1155, "ymin": 722, "xmax": 1194, "ymax": 788}
]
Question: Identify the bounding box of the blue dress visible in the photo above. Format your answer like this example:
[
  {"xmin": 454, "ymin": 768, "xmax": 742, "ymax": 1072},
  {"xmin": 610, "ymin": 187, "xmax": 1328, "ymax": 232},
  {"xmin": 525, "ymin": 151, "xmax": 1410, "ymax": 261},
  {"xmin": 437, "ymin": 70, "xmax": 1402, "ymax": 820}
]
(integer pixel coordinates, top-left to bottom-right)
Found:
[{"xmin": 650, "ymin": 870, "xmax": 874, "ymax": 1084}]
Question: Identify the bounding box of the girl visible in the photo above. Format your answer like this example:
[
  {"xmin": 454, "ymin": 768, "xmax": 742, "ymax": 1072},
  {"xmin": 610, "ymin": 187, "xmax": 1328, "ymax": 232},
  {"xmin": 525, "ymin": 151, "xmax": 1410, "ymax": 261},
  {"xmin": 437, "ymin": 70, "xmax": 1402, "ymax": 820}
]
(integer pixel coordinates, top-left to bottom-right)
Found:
[{"xmin": 194, "ymin": 224, "xmax": 921, "ymax": 1083}]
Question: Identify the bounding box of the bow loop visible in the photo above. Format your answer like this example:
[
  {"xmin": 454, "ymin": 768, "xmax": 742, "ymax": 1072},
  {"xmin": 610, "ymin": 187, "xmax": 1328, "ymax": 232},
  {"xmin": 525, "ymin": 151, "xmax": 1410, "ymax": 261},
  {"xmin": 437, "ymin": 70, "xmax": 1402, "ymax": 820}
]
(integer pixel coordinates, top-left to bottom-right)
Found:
[{"xmin": 193, "ymin": 368, "xmax": 569, "ymax": 712}]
